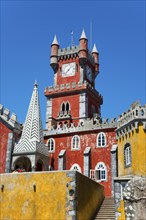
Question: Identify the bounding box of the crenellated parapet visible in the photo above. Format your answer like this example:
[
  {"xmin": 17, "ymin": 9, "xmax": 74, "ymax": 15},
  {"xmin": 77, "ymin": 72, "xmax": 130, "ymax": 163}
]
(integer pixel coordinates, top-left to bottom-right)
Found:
[
  {"xmin": 116, "ymin": 101, "xmax": 146, "ymax": 137},
  {"xmin": 44, "ymin": 80, "xmax": 103, "ymax": 102},
  {"xmin": 0, "ymin": 104, "xmax": 22, "ymax": 133},
  {"xmin": 43, "ymin": 116, "xmax": 117, "ymax": 136},
  {"xmin": 57, "ymin": 46, "xmax": 95, "ymax": 66},
  {"xmin": 58, "ymin": 46, "xmax": 79, "ymax": 59}
]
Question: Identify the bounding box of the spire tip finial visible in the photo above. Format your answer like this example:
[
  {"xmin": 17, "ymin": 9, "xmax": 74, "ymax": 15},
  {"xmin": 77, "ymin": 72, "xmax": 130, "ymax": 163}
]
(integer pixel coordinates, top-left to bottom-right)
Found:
[
  {"xmin": 34, "ymin": 80, "xmax": 38, "ymax": 88},
  {"xmin": 92, "ymin": 43, "xmax": 98, "ymax": 53},
  {"xmin": 80, "ymin": 28, "xmax": 87, "ymax": 40},
  {"xmin": 52, "ymin": 35, "xmax": 59, "ymax": 45}
]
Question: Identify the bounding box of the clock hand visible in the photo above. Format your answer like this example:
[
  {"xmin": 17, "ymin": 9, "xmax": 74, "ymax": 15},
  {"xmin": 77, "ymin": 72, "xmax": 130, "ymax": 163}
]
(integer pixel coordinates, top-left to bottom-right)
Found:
[{"xmin": 66, "ymin": 66, "xmax": 71, "ymax": 73}]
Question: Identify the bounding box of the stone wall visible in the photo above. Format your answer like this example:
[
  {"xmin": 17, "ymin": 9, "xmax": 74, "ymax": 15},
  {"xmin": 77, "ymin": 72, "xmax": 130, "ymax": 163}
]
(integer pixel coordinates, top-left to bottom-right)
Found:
[{"xmin": 123, "ymin": 176, "xmax": 146, "ymax": 220}]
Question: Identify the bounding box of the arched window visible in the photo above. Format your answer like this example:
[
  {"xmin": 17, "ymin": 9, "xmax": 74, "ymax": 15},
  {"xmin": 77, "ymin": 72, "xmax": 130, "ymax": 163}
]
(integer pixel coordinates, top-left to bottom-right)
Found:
[
  {"xmin": 61, "ymin": 103, "xmax": 65, "ymax": 112},
  {"xmin": 66, "ymin": 102, "xmax": 70, "ymax": 112},
  {"xmin": 97, "ymin": 132, "xmax": 106, "ymax": 147},
  {"xmin": 70, "ymin": 163, "xmax": 81, "ymax": 173},
  {"xmin": 71, "ymin": 135, "xmax": 80, "ymax": 150},
  {"xmin": 48, "ymin": 138, "xmax": 55, "ymax": 152},
  {"xmin": 124, "ymin": 143, "xmax": 131, "ymax": 167},
  {"xmin": 141, "ymin": 109, "xmax": 144, "ymax": 116},
  {"xmin": 60, "ymin": 102, "xmax": 70, "ymax": 114},
  {"xmin": 96, "ymin": 162, "xmax": 107, "ymax": 181}
]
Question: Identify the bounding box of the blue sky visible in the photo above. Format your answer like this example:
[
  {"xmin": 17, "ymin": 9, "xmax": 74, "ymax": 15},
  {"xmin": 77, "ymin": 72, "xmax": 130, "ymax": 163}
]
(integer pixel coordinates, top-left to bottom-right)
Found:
[{"xmin": 1, "ymin": 0, "xmax": 145, "ymax": 127}]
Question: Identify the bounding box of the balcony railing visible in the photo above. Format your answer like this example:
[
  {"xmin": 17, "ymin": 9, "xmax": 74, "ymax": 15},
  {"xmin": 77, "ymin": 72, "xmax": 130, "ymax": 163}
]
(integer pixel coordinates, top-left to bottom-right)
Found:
[{"xmin": 57, "ymin": 110, "xmax": 71, "ymax": 118}]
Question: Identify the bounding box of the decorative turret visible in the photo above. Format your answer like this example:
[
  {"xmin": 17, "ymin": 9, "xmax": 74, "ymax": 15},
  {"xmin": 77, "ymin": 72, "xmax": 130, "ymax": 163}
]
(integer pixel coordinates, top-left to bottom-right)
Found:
[
  {"xmin": 92, "ymin": 43, "xmax": 99, "ymax": 75},
  {"xmin": 79, "ymin": 29, "xmax": 88, "ymax": 66},
  {"xmin": 12, "ymin": 82, "xmax": 49, "ymax": 172},
  {"xmin": 50, "ymin": 35, "xmax": 59, "ymax": 72}
]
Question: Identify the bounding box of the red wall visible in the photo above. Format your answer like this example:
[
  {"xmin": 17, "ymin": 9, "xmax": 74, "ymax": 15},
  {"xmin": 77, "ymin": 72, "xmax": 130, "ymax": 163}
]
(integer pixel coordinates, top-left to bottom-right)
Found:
[
  {"xmin": 0, "ymin": 122, "xmax": 10, "ymax": 173},
  {"xmin": 44, "ymin": 129, "xmax": 116, "ymax": 197},
  {"xmin": 52, "ymin": 94, "xmax": 80, "ymax": 122}
]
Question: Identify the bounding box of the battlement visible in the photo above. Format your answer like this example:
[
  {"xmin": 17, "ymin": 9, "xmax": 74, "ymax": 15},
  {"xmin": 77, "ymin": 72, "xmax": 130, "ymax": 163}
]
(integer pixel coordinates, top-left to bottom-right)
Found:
[
  {"xmin": 58, "ymin": 45, "xmax": 79, "ymax": 58},
  {"xmin": 0, "ymin": 104, "xmax": 22, "ymax": 132},
  {"xmin": 44, "ymin": 116, "xmax": 117, "ymax": 136},
  {"xmin": 116, "ymin": 101, "xmax": 146, "ymax": 136},
  {"xmin": 58, "ymin": 46, "xmax": 95, "ymax": 65},
  {"xmin": 44, "ymin": 80, "xmax": 103, "ymax": 101}
]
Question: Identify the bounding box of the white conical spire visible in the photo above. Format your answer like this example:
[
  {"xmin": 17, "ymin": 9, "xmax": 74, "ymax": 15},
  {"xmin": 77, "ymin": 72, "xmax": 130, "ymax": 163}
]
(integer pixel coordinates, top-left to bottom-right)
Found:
[
  {"xmin": 21, "ymin": 82, "xmax": 42, "ymax": 142},
  {"xmin": 80, "ymin": 29, "xmax": 87, "ymax": 39},
  {"xmin": 92, "ymin": 43, "xmax": 98, "ymax": 53},
  {"xmin": 52, "ymin": 35, "xmax": 59, "ymax": 45},
  {"xmin": 13, "ymin": 82, "xmax": 48, "ymax": 156}
]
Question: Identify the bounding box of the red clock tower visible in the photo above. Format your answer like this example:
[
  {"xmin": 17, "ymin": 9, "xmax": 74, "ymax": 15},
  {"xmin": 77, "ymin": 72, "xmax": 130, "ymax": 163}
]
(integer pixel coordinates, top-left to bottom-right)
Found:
[
  {"xmin": 45, "ymin": 30, "xmax": 102, "ymax": 129},
  {"xmin": 44, "ymin": 30, "xmax": 117, "ymax": 197}
]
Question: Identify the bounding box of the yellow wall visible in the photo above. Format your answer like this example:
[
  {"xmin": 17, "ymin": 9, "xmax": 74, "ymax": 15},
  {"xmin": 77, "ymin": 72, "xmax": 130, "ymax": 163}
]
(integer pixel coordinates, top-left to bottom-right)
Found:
[
  {"xmin": 76, "ymin": 172, "xmax": 104, "ymax": 220},
  {"xmin": 0, "ymin": 172, "xmax": 69, "ymax": 220},
  {"xmin": 0, "ymin": 171, "xmax": 104, "ymax": 220},
  {"xmin": 117, "ymin": 200, "xmax": 126, "ymax": 220},
  {"xmin": 118, "ymin": 124, "xmax": 146, "ymax": 176}
]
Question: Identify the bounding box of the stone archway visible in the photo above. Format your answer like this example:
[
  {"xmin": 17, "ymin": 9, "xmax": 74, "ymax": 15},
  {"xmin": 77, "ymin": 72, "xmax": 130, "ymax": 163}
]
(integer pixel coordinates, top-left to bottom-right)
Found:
[{"xmin": 13, "ymin": 157, "xmax": 31, "ymax": 172}]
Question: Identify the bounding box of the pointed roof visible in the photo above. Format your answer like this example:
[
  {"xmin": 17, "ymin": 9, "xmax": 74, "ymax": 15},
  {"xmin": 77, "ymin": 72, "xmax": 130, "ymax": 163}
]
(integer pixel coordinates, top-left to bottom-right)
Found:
[
  {"xmin": 52, "ymin": 35, "xmax": 59, "ymax": 45},
  {"xmin": 80, "ymin": 29, "xmax": 87, "ymax": 40},
  {"xmin": 13, "ymin": 82, "xmax": 48, "ymax": 156},
  {"xmin": 92, "ymin": 43, "xmax": 98, "ymax": 53}
]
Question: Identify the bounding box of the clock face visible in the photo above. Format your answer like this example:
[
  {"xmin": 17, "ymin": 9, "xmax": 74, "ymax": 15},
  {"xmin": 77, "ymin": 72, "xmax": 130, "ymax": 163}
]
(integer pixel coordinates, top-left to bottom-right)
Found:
[
  {"xmin": 86, "ymin": 66, "xmax": 92, "ymax": 81},
  {"xmin": 62, "ymin": 62, "xmax": 75, "ymax": 77}
]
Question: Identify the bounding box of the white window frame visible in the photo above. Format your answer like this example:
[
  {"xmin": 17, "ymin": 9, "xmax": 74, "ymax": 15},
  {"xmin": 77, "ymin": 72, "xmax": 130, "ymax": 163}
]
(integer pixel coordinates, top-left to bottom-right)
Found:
[
  {"xmin": 124, "ymin": 143, "xmax": 131, "ymax": 167},
  {"xmin": 48, "ymin": 138, "xmax": 55, "ymax": 152},
  {"xmin": 97, "ymin": 132, "xmax": 106, "ymax": 147},
  {"xmin": 71, "ymin": 135, "xmax": 80, "ymax": 150},
  {"xmin": 70, "ymin": 163, "xmax": 81, "ymax": 173},
  {"xmin": 90, "ymin": 162, "xmax": 107, "ymax": 182},
  {"xmin": 61, "ymin": 101, "xmax": 70, "ymax": 112},
  {"xmin": 61, "ymin": 102, "xmax": 65, "ymax": 112},
  {"xmin": 90, "ymin": 169, "xmax": 95, "ymax": 180}
]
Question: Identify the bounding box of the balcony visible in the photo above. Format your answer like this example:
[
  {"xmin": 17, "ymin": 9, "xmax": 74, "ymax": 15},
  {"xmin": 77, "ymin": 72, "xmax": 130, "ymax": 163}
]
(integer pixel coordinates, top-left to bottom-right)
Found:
[{"xmin": 57, "ymin": 110, "xmax": 71, "ymax": 119}]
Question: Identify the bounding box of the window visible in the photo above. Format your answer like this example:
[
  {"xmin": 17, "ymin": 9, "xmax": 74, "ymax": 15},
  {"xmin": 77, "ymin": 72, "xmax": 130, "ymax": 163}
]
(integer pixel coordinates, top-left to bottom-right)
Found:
[
  {"xmin": 48, "ymin": 138, "xmax": 55, "ymax": 152},
  {"xmin": 124, "ymin": 143, "xmax": 131, "ymax": 167},
  {"xmin": 61, "ymin": 103, "xmax": 65, "ymax": 112},
  {"xmin": 90, "ymin": 169, "xmax": 95, "ymax": 180},
  {"xmin": 70, "ymin": 163, "xmax": 81, "ymax": 173},
  {"xmin": 90, "ymin": 162, "xmax": 107, "ymax": 182},
  {"xmin": 66, "ymin": 102, "xmax": 70, "ymax": 111},
  {"xmin": 96, "ymin": 162, "xmax": 107, "ymax": 181},
  {"xmin": 71, "ymin": 135, "xmax": 80, "ymax": 150},
  {"xmin": 60, "ymin": 102, "xmax": 70, "ymax": 114},
  {"xmin": 141, "ymin": 109, "xmax": 144, "ymax": 116},
  {"xmin": 97, "ymin": 132, "xmax": 106, "ymax": 147}
]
